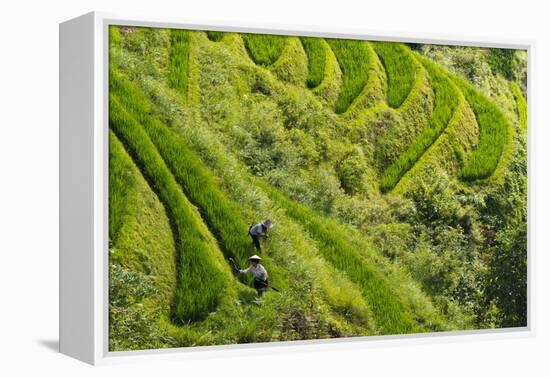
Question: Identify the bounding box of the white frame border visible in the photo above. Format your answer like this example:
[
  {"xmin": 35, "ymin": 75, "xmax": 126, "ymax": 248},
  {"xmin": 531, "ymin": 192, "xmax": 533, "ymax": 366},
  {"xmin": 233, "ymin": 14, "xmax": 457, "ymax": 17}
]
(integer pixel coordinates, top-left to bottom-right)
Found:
[{"xmin": 64, "ymin": 11, "xmax": 536, "ymax": 365}]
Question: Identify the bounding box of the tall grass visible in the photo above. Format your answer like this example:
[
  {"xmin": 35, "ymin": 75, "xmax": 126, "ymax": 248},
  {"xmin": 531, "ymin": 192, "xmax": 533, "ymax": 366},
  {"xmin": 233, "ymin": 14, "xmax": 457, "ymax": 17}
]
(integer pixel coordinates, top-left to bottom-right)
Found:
[
  {"xmin": 254, "ymin": 179, "xmax": 420, "ymax": 334},
  {"xmin": 242, "ymin": 33, "xmax": 287, "ymax": 66},
  {"xmin": 111, "ymin": 70, "xmax": 253, "ymax": 267},
  {"xmin": 380, "ymin": 57, "xmax": 461, "ymax": 192},
  {"xmin": 167, "ymin": 29, "xmax": 191, "ymax": 97},
  {"xmin": 325, "ymin": 39, "xmax": 371, "ymax": 114},
  {"xmin": 206, "ymin": 31, "xmax": 225, "ymax": 42},
  {"xmin": 450, "ymin": 75, "xmax": 510, "ymax": 181},
  {"xmin": 372, "ymin": 42, "xmax": 417, "ymax": 108},
  {"xmin": 300, "ymin": 37, "xmax": 327, "ymax": 89},
  {"xmin": 511, "ymin": 82, "xmax": 527, "ymax": 129},
  {"xmin": 109, "ymin": 92, "xmax": 226, "ymax": 323},
  {"xmin": 109, "ymin": 131, "xmax": 137, "ymax": 243}
]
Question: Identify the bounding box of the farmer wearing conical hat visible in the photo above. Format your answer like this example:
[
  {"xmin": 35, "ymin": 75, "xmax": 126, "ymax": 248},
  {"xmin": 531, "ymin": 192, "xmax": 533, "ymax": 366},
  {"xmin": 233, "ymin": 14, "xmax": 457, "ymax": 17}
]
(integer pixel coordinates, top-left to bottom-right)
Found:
[
  {"xmin": 231, "ymin": 255, "xmax": 270, "ymax": 295},
  {"xmin": 248, "ymin": 218, "xmax": 273, "ymax": 252}
]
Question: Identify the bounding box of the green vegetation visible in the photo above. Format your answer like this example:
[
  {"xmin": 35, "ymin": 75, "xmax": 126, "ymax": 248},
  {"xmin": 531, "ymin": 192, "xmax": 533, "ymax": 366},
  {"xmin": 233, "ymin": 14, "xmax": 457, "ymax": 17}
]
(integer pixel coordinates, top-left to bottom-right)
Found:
[
  {"xmin": 325, "ymin": 39, "xmax": 371, "ymax": 113},
  {"xmin": 108, "ymin": 25, "xmax": 527, "ymax": 350},
  {"xmin": 112, "ymin": 73, "xmax": 253, "ymax": 267},
  {"xmin": 380, "ymin": 56, "xmax": 461, "ymax": 192},
  {"xmin": 451, "ymin": 74, "xmax": 510, "ymax": 181},
  {"xmin": 109, "ymin": 84, "xmax": 228, "ymax": 322},
  {"xmin": 206, "ymin": 30, "xmax": 225, "ymax": 42},
  {"xmin": 488, "ymin": 48, "xmax": 520, "ymax": 80},
  {"xmin": 109, "ymin": 132, "xmax": 137, "ymax": 242},
  {"xmin": 109, "ymin": 264, "xmax": 174, "ymax": 350},
  {"xmin": 372, "ymin": 42, "xmax": 417, "ymax": 108},
  {"xmin": 511, "ymin": 82, "xmax": 527, "ymax": 129},
  {"xmin": 167, "ymin": 29, "xmax": 191, "ymax": 96},
  {"xmin": 255, "ymin": 179, "xmax": 419, "ymax": 334},
  {"xmin": 300, "ymin": 37, "xmax": 327, "ymax": 88},
  {"xmin": 111, "ymin": 68, "xmax": 258, "ymax": 272},
  {"xmin": 242, "ymin": 33, "xmax": 287, "ymax": 66},
  {"xmin": 143, "ymin": 114, "xmax": 254, "ymax": 266}
]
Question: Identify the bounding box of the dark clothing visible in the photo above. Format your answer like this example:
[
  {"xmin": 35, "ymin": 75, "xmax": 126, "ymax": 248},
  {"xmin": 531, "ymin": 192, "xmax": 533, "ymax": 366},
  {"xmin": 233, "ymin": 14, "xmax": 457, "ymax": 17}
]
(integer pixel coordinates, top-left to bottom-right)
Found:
[
  {"xmin": 254, "ymin": 278, "xmax": 269, "ymax": 295},
  {"xmin": 250, "ymin": 233, "xmax": 261, "ymax": 251},
  {"xmin": 249, "ymin": 224, "xmax": 267, "ymax": 251}
]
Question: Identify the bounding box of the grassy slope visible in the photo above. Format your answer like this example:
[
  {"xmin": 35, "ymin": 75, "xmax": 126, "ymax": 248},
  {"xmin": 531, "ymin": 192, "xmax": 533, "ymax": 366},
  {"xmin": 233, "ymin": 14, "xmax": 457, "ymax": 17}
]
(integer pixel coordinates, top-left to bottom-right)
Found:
[
  {"xmin": 270, "ymin": 37, "xmax": 309, "ymax": 85},
  {"xmin": 311, "ymin": 39, "xmax": 344, "ymax": 107},
  {"xmin": 256, "ymin": 179, "xmax": 421, "ymax": 334},
  {"xmin": 206, "ymin": 30, "xmax": 225, "ymax": 42},
  {"xmin": 109, "ymin": 131, "xmax": 176, "ymax": 313},
  {"xmin": 511, "ymin": 82, "xmax": 527, "ymax": 129},
  {"xmin": 145, "ymin": 49, "xmax": 450, "ymax": 331},
  {"xmin": 372, "ymin": 42, "xmax": 417, "ymax": 108},
  {"xmin": 110, "ymin": 83, "xmax": 232, "ymax": 322},
  {"xmin": 449, "ymin": 74, "xmax": 511, "ymax": 181},
  {"xmin": 144, "ymin": 64, "xmax": 383, "ymax": 336},
  {"xmin": 326, "ymin": 39, "xmax": 372, "ymax": 114},
  {"xmin": 379, "ymin": 56, "xmax": 461, "ymax": 192},
  {"xmin": 242, "ymin": 33, "xmax": 287, "ymax": 66},
  {"xmin": 167, "ymin": 30, "xmax": 191, "ymax": 97},
  {"xmin": 109, "ymin": 25, "xmax": 519, "ymax": 350},
  {"xmin": 300, "ymin": 37, "xmax": 327, "ymax": 88},
  {"xmin": 113, "ymin": 68, "xmax": 382, "ymax": 343}
]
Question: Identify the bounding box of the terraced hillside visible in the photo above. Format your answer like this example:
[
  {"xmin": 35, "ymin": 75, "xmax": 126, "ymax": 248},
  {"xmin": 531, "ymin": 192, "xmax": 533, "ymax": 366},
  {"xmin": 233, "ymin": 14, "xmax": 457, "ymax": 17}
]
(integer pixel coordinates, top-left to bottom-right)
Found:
[{"xmin": 108, "ymin": 26, "xmax": 528, "ymax": 351}]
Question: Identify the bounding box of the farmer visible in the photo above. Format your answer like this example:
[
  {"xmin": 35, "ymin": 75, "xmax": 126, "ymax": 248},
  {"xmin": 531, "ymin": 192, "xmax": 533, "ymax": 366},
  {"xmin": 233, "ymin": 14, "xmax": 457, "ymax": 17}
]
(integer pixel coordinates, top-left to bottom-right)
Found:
[
  {"xmin": 248, "ymin": 218, "xmax": 273, "ymax": 252},
  {"xmin": 232, "ymin": 255, "xmax": 270, "ymax": 295}
]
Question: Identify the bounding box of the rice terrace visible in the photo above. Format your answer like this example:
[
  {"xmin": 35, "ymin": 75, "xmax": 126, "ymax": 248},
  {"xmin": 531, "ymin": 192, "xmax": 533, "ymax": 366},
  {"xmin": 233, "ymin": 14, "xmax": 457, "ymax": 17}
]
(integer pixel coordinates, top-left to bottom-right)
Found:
[{"xmin": 108, "ymin": 25, "xmax": 528, "ymax": 351}]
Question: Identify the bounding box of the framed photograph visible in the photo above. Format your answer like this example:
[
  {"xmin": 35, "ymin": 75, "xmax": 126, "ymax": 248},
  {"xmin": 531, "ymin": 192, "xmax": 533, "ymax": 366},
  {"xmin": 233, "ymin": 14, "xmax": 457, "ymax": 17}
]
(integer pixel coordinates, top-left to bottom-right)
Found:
[{"xmin": 60, "ymin": 12, "xmax": 532, "ymax": 365}]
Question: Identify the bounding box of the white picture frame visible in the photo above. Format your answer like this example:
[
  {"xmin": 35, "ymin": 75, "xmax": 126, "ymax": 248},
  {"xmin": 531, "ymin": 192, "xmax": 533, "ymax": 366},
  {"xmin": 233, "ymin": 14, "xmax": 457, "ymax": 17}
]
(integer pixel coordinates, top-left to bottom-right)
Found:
[{"xmin": 59, "ymin": 11, "xmax": 535, "ymax": 365}]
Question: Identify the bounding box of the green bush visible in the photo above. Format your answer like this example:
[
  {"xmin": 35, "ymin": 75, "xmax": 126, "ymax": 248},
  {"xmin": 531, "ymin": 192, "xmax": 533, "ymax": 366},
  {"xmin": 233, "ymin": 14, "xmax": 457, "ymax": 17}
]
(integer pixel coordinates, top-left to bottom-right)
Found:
[
  {"xmin": 380, "ymin": 56, "xmax": 461, "ymax": 192},
  {"xmin": 109, "ymin": 264, "xmax": 174, "ymax": 351},
  {"xmin": 167, "ymin": 29, "xmax": 191, "ymax": 97},
  {"xmin": 325, "ymin": 39, "xmax": 371, "ymax": 113},
  {"xmin": 300, "ymin": 37, "xmax": 327, "ymax": 88},
  {"xmin": 487, "ymin": 48, "xmax": 518, "ymax": 80},
  {"xmin": 109, "ymin": 87, "xmax": 226, "ymax": 322},
  {"xmin": 336, "ymin": 146, "xmax": 367, "ymax": 194},
  {"xmin": 242, "ymin": 33, "xmax": 287, "ymax": 66},
  {"xmin": 372, "ymin": 42, "xmax": 417, "ymax": 108}
]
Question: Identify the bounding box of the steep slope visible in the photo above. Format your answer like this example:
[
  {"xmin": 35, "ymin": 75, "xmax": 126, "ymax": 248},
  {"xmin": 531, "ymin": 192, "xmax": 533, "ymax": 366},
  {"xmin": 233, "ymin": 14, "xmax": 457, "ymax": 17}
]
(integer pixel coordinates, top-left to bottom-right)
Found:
[{"xmin": 108, "ymin": 25, "xmax": 527, "ymax": 350}]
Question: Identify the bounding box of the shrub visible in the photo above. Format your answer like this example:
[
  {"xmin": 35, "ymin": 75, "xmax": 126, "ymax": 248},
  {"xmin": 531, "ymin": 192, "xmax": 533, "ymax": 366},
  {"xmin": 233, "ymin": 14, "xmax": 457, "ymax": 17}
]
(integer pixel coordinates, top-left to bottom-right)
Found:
[
  {"xmin": 242, "ymin": 33, "xmax": 287, "ymax": 66},
  {"xmin": 167, "ymin": 29, "xmax": 191, "ymax": 97},
  {"xmin": 336, "ymin": 146, "xmax": 367, "ymax": 194},
  {"xmin": 487, "ymin": 48, "xmax": 519, "ymax": 80},
  {"xmin": 372, "ymin": 42, "xmax": 417, "ymax": 108},
  {"xmin": 109, "ymin": 86, "xmax": 227, "ymax": 322},
  {"xmin": 325, "ymin": 39, "xmax": 371, "ymax": 113},
  {"xmin": 109, "ymin": 264, "xmax": 174, "ymax": 351},
  {"xmin": 300, "ymin": 37, "xmax": 327, "ymax": 88},
  {"xmin": 380, "ymin": 56, "xmax": 461, "ymax": 192}
]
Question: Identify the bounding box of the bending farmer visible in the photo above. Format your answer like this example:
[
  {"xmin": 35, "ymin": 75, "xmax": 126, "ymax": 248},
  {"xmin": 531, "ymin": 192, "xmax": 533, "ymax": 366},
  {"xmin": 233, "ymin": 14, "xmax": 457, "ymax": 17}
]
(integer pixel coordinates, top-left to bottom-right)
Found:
[
  {"xmin": 238, "ymin": 255, "xmax": 269, "ymax": 295},
  {"xmin": 248, "ymin": 218, "xmax": 273, "ymax": 252}
]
